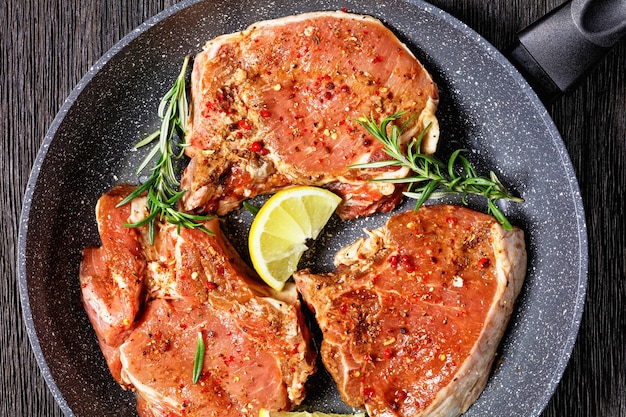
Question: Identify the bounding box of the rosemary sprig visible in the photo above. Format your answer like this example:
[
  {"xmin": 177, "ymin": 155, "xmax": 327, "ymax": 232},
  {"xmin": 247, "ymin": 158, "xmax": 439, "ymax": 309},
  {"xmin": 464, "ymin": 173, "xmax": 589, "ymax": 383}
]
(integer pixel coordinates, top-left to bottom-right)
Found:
[
  {"xmin": 116, "ymin": 56, "xmax": 214, "ymax": 244},
  {"xmin": 192, "ymin": 331, "xmax": 205, "ymax": 384},
  {"xmin": 349, "ymin": 111, "xmax": 523, "ymax": 230}
]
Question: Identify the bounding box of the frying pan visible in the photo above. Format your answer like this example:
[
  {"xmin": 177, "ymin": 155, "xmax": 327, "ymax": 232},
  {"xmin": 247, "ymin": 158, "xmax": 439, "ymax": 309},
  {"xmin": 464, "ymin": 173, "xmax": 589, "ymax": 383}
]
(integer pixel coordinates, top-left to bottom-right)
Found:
[{"xmin": 19, "ymin": 0, "xmax": 613, "ymax": 415}]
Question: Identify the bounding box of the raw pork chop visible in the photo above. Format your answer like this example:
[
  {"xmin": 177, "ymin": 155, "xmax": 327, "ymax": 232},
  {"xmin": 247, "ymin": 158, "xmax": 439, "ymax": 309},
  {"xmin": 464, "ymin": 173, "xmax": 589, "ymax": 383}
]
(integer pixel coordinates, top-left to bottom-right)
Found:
[
  {"xmin": 181, "ymin": 11, "xmax": 439, "ymax": 219},
  {"xmin": 293, "ymin": 205, "xmax": 526, "ymax": 416},
  {"xmin": 80, "ymin": 186, "xmax": 316, "ymax": 416}
]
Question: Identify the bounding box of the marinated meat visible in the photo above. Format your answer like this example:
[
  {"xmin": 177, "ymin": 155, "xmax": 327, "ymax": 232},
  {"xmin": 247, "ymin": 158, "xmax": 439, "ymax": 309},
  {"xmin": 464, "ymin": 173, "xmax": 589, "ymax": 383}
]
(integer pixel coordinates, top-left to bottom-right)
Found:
[
  {"xmin": 293, "ymin": 205, "xmax": 526, "ymax": 416},
  {"xmin": 181, "ymin": 11, "xmax": 439, "ymax": 219},
  {"xmin": 80, "ymin": 186, "xmax": 146, "ymax": 382},
  {"xmin": 80, "ymin": 186, "xmax": 316, "ymax": 416}
]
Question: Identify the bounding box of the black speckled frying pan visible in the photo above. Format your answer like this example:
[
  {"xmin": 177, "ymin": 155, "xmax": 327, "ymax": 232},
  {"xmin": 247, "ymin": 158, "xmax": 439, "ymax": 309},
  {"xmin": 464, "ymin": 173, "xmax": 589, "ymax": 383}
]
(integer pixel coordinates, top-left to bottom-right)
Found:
[{"xmin": 18, "ymin": 0, "xmax": 596, "ymax": 415}]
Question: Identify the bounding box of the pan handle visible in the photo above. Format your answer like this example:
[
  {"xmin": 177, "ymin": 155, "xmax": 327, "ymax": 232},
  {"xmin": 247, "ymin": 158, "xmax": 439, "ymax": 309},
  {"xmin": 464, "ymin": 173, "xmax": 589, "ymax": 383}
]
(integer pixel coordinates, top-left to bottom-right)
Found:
[{"xmin": 508, "ymin": 0, "xmax": 626, "ymax": 102}]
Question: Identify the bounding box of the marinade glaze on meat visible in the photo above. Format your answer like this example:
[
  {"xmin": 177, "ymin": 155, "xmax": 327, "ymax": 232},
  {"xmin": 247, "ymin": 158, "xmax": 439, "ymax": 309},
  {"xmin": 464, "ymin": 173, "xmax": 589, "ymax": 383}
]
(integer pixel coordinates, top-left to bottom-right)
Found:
[
  {"xmin": 181, "ymin": 11, "xmax": 439, "ymax": 219},
  {"xmin": 294, "ymin": 205, "xmax": 527, "ymax": 417},
  {"xmin": 80, "ymin": 186, "xmax": 316, "ymax": 416}
]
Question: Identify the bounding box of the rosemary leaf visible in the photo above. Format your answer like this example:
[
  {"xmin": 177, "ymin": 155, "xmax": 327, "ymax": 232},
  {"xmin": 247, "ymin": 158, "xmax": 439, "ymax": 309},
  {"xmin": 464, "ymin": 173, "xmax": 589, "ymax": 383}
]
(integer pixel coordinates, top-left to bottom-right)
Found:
[
  {"xmin": 116, "ymin": 56, "xmax": 215, "ymax": 243},
  {"xmin": 348, "ymin": 160, "xmax": 401, "ymax": 169},
  {"xmin": 192, "ymin": 331, "xmax": 205, "ymax": 384},
  {"xmin": 349, "ymin": 112, "xmax": 524, "ymax": 230},
  {"xmin": 134, "ymin": 130, "xmax": 160, "ymax": 150},
  {"xmin": 242, "ymin": 200, "xmax": 260, "ymax": 216}
]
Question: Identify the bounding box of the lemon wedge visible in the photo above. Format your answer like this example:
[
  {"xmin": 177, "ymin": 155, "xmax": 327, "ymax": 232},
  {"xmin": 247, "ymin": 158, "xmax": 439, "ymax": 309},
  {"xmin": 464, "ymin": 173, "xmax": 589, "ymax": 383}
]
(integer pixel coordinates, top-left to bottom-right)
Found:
[
  {"xmin": 249, "ymin": 186, "xmax": 341, "ymax": 291},
  {"xmin": 259, "ymin": 409, "xmax": 365, "ymax": 417}
]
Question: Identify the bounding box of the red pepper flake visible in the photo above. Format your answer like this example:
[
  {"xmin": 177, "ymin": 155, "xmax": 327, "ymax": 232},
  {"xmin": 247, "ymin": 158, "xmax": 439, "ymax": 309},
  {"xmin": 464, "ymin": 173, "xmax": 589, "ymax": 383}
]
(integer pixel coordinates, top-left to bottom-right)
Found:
[
  {"xmin": 250, "ymin": 141, "xmax": 263, "ymax": 152},
  {"xmin": 238, "ymin": 119, "xmax": 252, "ymax": 130},
  {"xmin": 401, "ymin": 255, "xmax": 415, "ymax": 273},
  {"xmin": 478, "ymin": 257, "xmax": 490, "ymax": 268},
  {"xmin": 204, "ymin": 100, "xmax": 216, "ymax": 112},
  {"xmin": 363, "ymin": 387, "xmax": 375, "ymax": 402},
  {"xmin": 341, "ymin": 7, "xmax": 348, "ymax": 12},
  {"xmin": 260, "ymin": 147, "xmax": 270, "ymax": 156},
  {"xmin": 394, "ymin": 389, "xmax": 408, "ymax": 402},
  {"xmin": 446, "ymin": 216, "xmax": 458, "ymax": 227},
  {"xmin": 372, "ymin": 274, "xmax": 381, "ymax": 285},
  {"xmin": 339, "ymin": 303, "xmax": 348, "ymax": 314},
  {"xmin": 216, "ymin": 265, "xmax": 224, "ymax": 276},
  {"xmin": 260, "ymin": 109, "xmax": 270, "ymax": 118},
  {"xmin": 383, "ymin": 347, "xmax": 393, "ymax": 359},
  {"xmin": 388, "ymin": 255, "xmax": 398, "ymax": 266},
  {"xmin": 363, "ymin": 353, "xmax": 373, "ymax": 362},
  {"xmin": 372, "ymin": 55, "xmax": 384, "ymax": 63},
  {"xmin": 206, "ymin": 281, "xmax": 218, "ymax": 291}
]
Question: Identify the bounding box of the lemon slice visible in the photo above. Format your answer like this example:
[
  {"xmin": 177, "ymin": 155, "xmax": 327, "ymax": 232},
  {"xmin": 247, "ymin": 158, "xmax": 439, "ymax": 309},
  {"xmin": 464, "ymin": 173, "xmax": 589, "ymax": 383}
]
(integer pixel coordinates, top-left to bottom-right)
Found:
[
  {"xmin": 249, "ymin": 186, "xmax": 341, "ymax": 291},
  {"xmin": 259, "ymin": 409, "xmax": 365, "ymax": 417}
]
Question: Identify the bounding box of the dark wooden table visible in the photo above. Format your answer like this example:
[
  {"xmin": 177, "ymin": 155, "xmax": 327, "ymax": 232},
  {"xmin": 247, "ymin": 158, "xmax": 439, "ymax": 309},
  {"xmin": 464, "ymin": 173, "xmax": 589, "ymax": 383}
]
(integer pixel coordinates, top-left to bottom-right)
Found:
[{"xmin": 2, "ymin": 1, "xmax": 624, "ymax": 416}]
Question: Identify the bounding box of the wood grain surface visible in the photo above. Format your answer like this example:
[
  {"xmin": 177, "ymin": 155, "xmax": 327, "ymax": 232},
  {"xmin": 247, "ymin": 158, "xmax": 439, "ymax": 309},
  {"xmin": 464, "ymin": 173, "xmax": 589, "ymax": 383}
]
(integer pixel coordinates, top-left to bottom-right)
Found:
[{"xmin": 1, "ymin": 0, "xmax": 624, "ymax": 416}]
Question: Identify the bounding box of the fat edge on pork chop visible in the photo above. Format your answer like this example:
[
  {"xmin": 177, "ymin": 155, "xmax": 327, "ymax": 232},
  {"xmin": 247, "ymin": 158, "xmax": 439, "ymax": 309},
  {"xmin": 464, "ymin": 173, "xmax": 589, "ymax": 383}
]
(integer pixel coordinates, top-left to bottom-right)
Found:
[
  {"xmin": 294, "ymin": 205, "xmax": 527, "ymax": 417},
  {"xmin": 80, "ymin": 185, "xmax": 316, "ymax": 416},
  {"xmin": 181, "ymin": 11, "xmax": 439, "ymax": 220}
]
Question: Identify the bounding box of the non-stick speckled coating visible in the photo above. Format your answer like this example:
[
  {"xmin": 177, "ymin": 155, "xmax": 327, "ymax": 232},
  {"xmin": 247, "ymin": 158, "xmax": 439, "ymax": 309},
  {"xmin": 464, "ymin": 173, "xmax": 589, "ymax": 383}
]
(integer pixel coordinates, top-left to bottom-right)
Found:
[{"xmin": 18, "ymin": 0, "xmax": 587, "ymax": 416}]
